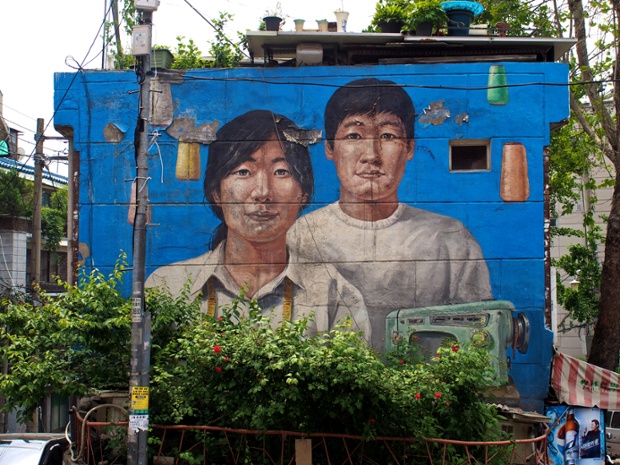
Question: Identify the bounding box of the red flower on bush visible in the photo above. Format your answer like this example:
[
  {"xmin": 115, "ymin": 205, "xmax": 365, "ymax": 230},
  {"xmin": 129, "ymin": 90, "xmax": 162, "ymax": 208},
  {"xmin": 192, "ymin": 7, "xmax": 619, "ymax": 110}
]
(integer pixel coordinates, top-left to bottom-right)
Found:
[
  {"xmin": 452, "ymin": 345, "xmax": 459, "ymax": 352},
  {"xmin": 399, "ymin": 359, "xmax": 404, "ymax": 365},
  {"xmin": 224, "ymin": 357, "xmax": 230, "ymax": 362},
  {"xmin": 435, "ymin": 353, "xmax": 441, "ymax": 358},
  {"xmin": 369, "ymin": 418, "xmax": 376, "ymax": 423},
  {"xmin": 217, "ymin": 317, "xmax": 222, "ymax": 322},
  {"xmin": 435, "ymin": 392, "xmax": 442, "ymax": 398},
  {"xmin": 446, "ymin": 402, "xmax": 451, "ymax": 407},
  {"xmin": 415, "ymin": 393, "xmax": 421, "ymax": 400},
  {"xmin": 215, "ymin": 366, "xmax": 222, "ymax": 373},
  {"xmin": 213, "ymin": 345, "xmax": 222, "ymax": 354}
]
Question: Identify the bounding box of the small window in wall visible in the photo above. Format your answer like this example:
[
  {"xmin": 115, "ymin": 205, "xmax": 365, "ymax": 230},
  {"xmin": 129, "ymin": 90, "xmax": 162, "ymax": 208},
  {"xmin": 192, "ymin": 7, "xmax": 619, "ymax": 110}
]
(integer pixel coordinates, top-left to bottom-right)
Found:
[{"xmin": 450, "ymin": 140, "xmax": 490, "ymax": 171}]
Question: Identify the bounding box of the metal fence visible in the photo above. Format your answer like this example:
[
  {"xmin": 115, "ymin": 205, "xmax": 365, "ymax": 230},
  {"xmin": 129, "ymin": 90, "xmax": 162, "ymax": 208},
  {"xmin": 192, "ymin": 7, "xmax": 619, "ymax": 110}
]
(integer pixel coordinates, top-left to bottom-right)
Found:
[{"xmin": 69, "ymin": 407, "xmax": 549, "ymax": 465}]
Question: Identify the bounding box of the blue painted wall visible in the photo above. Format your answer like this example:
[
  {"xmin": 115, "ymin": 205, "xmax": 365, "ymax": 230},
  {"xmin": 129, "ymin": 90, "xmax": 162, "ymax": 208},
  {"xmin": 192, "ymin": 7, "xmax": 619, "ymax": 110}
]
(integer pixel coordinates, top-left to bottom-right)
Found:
[{"xmin": 54, "ymin": 62, "xmax": 569, "ymax": 412}]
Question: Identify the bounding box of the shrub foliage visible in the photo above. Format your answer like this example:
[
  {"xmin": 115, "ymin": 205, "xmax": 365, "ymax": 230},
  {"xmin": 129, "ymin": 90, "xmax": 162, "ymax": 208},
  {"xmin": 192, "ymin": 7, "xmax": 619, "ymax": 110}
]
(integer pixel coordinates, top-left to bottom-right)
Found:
[{"xmin": 1, "ymin": 261, "xmax": 506, "ymax": 460}]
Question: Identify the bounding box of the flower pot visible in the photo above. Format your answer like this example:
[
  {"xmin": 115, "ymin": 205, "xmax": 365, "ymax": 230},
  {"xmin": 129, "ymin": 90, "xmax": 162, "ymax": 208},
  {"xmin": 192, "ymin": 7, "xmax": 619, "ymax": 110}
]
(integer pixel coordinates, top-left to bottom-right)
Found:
[
  {"xmin": 334, "ymin": 10, "xmax": 349, "ymax": 32},
  {"xmin": 415, "ymin": 21, "xmax": 434, "ymax": 36},
  {"xmin": 445, "ymin": 9, "xmax": 474, "ymax": 35},
  {"xmin": 294, "ymin": 19, "xmax": 305, "ymax": 32},
  {"xmin": 378, "ymin": 20, "xmax": 404, "ymax": 33},
  {"xmin": 440, "ymin": 1, "xmax": 484, "ymax": 36},
  {"xmin": 151, "ymin": 49, "xmax": 174, "ymax": 69},
  {"xmin": 263, "ymin": 16, "xmax": 282, "ymax": 31},
  {"xmin": 317, "ymin": 20, "xmax": 329, "ymax": 32}
]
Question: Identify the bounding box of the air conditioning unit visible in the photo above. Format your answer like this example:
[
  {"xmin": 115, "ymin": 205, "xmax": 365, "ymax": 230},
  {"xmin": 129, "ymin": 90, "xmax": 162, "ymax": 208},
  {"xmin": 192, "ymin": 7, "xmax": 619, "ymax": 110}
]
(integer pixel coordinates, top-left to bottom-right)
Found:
[{"xmin": 385, "ymin": 300, "xmax": 529, "ymax": 385}]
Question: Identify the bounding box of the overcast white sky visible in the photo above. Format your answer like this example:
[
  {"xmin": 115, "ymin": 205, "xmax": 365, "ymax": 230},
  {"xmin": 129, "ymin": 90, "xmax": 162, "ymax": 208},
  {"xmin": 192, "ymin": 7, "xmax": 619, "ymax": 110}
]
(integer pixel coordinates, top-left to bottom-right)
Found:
[{"xmin": 0, "ymin": 0, "xmax": 376, "ymax": 175}]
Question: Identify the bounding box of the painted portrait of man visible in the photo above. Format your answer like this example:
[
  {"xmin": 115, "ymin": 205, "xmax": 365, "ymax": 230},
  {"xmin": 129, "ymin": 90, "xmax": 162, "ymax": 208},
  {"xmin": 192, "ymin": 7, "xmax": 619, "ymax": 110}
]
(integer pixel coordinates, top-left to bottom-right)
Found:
[{"xmin": 288, "ymin": 78, "xmax": 493, "ymax": 350}]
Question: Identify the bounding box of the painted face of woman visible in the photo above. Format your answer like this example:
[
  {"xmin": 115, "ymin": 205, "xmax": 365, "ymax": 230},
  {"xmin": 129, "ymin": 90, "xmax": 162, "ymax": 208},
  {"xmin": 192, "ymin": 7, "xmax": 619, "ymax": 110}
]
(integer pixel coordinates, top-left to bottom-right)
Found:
[{"xmin": 214, "ymin": 137, "xmax": 306, "ymax": 245}]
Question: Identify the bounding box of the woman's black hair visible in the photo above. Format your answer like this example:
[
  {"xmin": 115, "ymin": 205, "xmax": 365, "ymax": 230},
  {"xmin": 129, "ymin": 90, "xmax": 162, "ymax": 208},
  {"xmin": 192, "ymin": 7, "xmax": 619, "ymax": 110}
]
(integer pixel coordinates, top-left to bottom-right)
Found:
[{"xmin": 204, "ymin": 110, "xmax": 314, "ymax": 249}]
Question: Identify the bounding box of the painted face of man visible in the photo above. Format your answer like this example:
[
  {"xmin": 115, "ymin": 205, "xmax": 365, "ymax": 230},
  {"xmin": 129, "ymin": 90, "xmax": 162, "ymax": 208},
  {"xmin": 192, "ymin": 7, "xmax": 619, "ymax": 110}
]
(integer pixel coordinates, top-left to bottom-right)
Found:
[
  {"xmin": 214, "ymin": 137, "xmax": 306, "ymax": 245},
  {"xmin": 326, "ymin": 111, "xmax": 414, "ymax": 204}
]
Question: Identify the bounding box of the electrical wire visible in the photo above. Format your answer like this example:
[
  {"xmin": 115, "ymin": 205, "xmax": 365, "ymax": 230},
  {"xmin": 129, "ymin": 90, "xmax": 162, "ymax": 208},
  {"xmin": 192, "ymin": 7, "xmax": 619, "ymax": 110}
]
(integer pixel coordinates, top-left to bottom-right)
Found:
[
  {"xmin": 179, "ymin": 72, "xmax": 619, "ymax": 91},
  {"xmin": 148, "ymin": 130, "xmax": 165, "ymax": 183},
  {"xmin": 0, "ymin": 0, "xmax": 112, "ymax": 200},
  {"xmin": 2, "ymin": 116, "xmax": 34, "ymax": 134},
  {"xmin": 182, "ymin": 0, "xmax": 251, "ymax": 58},
  {"xmin": 1, "ymin": 103, "xmax": 37, "ymax": 122}
]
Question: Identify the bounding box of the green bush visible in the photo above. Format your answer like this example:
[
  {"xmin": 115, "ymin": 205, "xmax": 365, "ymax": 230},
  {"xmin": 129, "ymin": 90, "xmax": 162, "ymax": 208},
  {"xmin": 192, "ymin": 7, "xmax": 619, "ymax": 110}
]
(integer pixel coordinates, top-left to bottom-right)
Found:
[
  {"xmin": 149, "ymin": 292, "xmax": 503, "ymax": 443},
  {"xmin": 1, "ymin": 263, "xmax": 507, "ymax": 462},
  {"xmin": 0, "ymin": 257, "xmax": 131, "ymax": 423}
]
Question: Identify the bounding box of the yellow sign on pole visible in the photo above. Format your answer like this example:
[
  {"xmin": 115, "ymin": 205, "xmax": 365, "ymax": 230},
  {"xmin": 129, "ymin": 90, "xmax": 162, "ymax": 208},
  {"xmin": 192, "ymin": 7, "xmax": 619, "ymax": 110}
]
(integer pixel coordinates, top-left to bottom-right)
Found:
[{"xmin": 131, "ymin": 386, "xmax": 149, "ymax": 414}]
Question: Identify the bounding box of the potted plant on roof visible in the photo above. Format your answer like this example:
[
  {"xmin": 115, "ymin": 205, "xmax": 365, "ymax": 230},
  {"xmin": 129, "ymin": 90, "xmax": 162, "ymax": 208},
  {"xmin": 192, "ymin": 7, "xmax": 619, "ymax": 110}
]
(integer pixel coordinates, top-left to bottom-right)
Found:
[
  {"xmin": 371, "ymin": 0, "xmax": 411, "ymax": 33},
  {"xmin": 440, "ymin": 1, "xmax": 484, "ymax": 35},
  {"xmin": 262, "ymin": 2, "xmax": 285, "ymax": 31},
  {"xmin": 406, "ymin": 0, "xmax": 448, "ymax": 36},
  {"xmin": 151, "ymin": 45, "xmax": 174, "ymax": 69},
  {"xmin": 334, "ymin": 8, "xmax": 350, "ymax": 32}
]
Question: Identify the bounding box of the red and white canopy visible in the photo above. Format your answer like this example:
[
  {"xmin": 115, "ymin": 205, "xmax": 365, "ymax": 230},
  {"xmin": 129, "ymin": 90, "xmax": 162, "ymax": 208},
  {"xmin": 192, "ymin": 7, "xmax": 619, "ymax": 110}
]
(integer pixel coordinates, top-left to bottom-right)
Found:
[{"xmin": 552, "ymin": 351, "xmax": 620, "ymax": 409}]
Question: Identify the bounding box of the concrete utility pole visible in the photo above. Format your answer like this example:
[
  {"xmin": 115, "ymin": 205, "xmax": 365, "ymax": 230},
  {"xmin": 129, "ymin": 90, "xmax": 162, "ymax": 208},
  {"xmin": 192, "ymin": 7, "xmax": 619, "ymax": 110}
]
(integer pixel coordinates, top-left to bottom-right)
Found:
[
  {"xmin": 31, "ymin": 118, "xmax": 45, "ymax": 288},
  {"xmin": 127, "ymin": 2, "xmax": 157, "ymax": 464}
]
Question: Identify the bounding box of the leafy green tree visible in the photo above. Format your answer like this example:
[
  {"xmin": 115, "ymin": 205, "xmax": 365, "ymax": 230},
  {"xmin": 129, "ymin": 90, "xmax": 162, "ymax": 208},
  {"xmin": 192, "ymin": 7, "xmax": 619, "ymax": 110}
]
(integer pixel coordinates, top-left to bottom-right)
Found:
[
  {"xmin": 477, "ymin": 0, "xmax": 558, "ymax": 36},
  {"xmin": 0, "ymin": 171, "xmax": 67, "ymax": 250},
  {"xmin": 171, "ymin": 14, "xmax": 246, "ymax": 69},
  {"xmin": 103, "ymin": 0, "xmax": 137, "ymax": 70},
  {"xmin": 556, "ymin": 241, "xmax": 602, "ymax": 331},
  {"xmin": 207, "ymin": 12, "xmax": 247, "ymax": 68},
  {"xmin": 171, "ymin": 36, "xmax": 206, "ymax": 69},
  {"xmin": 41, "ymin": 186, "xmax": 68, "ymax": 251},
  {"xmin": 482, "ymin": 0, "xmax": 619, "ymax": 370},
  {"xmin": 550, "ymin": 0, "xmax": 619, "ymax": 370},
  {"xmin": 0, "ymin": 169, "xmax": 33, "ymax": 218},
  {"xmin": 0, "ymin": 258, "xmax": 203, "ymax": 425},
  {"xmin": 0, "ymin": 257, "xmax": 131, "ymax": 423},
  {"xmin": 549, "ymin": 112, "xmax": 608, "ymax": 334}
]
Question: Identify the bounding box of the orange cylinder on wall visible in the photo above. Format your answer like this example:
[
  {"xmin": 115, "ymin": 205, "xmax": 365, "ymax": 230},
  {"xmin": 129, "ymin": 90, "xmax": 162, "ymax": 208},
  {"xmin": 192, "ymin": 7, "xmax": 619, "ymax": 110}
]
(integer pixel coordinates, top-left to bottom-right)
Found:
[{"xmin": 500, "ymin": 142, "xmax": 529, "ymax": 202}]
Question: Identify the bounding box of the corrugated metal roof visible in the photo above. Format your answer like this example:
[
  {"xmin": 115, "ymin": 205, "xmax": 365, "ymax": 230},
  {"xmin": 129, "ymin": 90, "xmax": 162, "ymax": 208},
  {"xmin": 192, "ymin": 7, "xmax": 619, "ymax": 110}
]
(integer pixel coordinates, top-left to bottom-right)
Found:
[{"xmin": 0, "ymin": 157, "xmax": 68, "ymax": 186}]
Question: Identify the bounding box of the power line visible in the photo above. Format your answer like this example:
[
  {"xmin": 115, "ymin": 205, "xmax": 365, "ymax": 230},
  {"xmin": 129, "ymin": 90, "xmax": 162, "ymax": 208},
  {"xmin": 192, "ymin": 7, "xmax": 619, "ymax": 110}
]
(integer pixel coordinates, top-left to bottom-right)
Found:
[
  {"xmin": 1, "ymin": 103, "xmax": 37, "ymax": 122},
  {"xmin": 0, "ymin": 1, "xmax": 110, "ymax": 200},
  {"xmin": 182, "ymin": 0, "xmax": 250, "ymax": 58},
  {"xmin": 178, "ymin": 72, "xmax": 619, "ymax": 91},
  {"xmin": 2, "ymin": 117, "xmax": 34, "ymax": 134}
]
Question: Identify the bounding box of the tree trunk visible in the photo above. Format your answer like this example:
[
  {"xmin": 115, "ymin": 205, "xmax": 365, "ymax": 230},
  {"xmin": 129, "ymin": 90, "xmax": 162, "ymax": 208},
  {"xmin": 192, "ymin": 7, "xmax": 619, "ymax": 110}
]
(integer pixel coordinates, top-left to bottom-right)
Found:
[
  {"xmin": 568, "ymin": 0, "xmax": 620, "ymax": 371},
  {"xmin": 588, "ymin": 171, "xmax": 620, "ymax": 370}
]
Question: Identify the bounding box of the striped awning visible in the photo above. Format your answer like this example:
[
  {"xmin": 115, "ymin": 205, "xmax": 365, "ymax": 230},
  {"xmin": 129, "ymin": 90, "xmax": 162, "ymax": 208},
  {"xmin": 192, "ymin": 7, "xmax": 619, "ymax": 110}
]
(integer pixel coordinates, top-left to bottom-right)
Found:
[{"xmin": 551, "ymin": 351, "xmax": 620, "ymax": 409}]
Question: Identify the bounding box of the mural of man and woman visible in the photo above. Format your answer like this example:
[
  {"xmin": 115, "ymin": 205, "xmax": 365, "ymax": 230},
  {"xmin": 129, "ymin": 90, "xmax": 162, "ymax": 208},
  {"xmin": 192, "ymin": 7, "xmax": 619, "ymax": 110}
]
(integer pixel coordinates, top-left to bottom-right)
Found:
[{"xmin": 146, "ymin": 78, "xmax": 492, "ymax": 350}]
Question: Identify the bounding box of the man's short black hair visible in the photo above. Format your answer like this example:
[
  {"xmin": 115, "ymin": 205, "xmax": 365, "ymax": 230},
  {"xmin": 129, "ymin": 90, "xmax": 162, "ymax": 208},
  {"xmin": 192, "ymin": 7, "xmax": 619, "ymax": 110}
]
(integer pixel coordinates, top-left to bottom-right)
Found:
[{"xmin": 324, "ymin": 78, "xmax": 415, "ymax": 148}]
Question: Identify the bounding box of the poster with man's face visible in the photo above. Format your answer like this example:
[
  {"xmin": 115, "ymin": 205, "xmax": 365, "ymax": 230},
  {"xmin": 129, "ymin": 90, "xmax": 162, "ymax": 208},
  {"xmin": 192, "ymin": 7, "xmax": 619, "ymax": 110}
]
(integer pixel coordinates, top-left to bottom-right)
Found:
[
  {"xmin": 55, "ymin": 60, "xmax": 570, "ymax": 411},
  {"xmin": 546, "ymin": 405, "xmax": 605, "ymax": 465}
]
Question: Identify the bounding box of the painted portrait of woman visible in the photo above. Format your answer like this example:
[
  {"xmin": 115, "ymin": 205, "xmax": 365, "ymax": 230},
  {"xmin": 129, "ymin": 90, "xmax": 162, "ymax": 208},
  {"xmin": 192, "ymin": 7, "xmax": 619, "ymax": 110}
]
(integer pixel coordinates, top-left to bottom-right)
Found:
[{"xmin": 146, "ymin": 110, "xmax": 370, "ymax": 338}]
